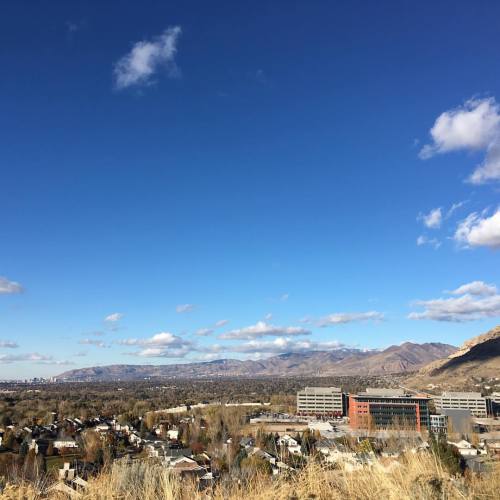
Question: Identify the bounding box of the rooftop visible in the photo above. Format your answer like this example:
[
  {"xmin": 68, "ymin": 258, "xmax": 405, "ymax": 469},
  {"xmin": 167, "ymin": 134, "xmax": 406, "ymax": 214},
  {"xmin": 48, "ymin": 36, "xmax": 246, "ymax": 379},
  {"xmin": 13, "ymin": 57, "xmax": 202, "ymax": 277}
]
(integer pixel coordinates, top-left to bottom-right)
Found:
[
  {"xmin": 440, "ymin": 392, "xmax": 484, "ymax": 398},
  {"xmin": 299, "ymin": 387, "xmax": 342, "ymax": 393}
]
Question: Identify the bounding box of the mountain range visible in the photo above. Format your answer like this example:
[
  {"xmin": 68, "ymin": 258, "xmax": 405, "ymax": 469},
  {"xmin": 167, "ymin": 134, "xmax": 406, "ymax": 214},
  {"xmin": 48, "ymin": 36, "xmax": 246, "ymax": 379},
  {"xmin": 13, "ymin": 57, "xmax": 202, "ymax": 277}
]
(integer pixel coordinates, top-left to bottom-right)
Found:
[{"xmin": 58, "ymin": 342, "xmax": 456, "ymax": 381}]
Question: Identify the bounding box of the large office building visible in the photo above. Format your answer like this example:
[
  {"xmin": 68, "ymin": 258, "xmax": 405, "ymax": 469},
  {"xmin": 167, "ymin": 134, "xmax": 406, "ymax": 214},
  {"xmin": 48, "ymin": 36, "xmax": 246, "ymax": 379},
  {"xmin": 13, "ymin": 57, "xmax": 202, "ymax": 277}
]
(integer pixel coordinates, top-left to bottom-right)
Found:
[
  {"xmin": 349, "ymin": 388, "xmax": 430, "ymax": 431},
  {"xmin": 296, "ymin": 387, "xmax": 344, "ymax": 416},
  {"xmin": 434, "ymin": 392, "xmax": 487, "ymax": 418}
]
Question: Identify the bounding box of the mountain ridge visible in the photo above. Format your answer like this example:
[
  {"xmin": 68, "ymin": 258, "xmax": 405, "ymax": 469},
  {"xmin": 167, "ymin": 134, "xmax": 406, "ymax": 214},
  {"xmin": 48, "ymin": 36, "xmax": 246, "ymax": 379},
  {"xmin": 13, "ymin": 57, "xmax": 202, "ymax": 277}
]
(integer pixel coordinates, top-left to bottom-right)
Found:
[
  {"xmin": 57, "ymin": 342, "xmax": 456, "ymax": 381},
  {"xmin": 413, "ymin": 325, "xmax": 500, "ymax": 385}
]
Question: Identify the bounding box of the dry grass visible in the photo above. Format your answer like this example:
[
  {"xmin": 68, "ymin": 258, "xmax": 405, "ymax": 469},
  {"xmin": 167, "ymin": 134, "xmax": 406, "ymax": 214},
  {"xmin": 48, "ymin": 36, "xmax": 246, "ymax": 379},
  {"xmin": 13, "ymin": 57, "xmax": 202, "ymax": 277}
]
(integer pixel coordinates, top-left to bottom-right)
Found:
[{"xmin": 2, "ymin": 452, "xmax": 499, "ymax": 499}]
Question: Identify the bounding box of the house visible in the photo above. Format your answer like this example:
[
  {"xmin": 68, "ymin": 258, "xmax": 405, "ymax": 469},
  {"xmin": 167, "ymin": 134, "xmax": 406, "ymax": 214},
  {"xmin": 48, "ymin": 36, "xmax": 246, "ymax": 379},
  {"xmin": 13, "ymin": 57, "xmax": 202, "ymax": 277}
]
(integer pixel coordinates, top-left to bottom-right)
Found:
[
  {"xmin": 169, "ymin": 456, "xmax": 206, "ymax": 478},
  {"xmin": 167, "ymin": 429, "xmax": 179, "ymax": 440},
  {"xmin": 248, "ymin": 447, "xmax": 276, "ymax": 464},
  {"xmin": 288, "ymin": 444, "xmax": 302, "ymax": 455},
  {"xmin": 485, "ymin": 440, "xmax": 500, "ymax": 456},
  {"xmin": 54, "ymin": 439, "xmax": 78, "ymax": 450},
  {"xmin": 277, "ymin": 434, "xmax": 298, "ymax": 448},
  {"xmin": 317, "ymin": 440, "xmax": 354, "ymax": 464},
  {"xmin": 447, "ymin": 439, "xmax": 479, "ymax": 457},
  {"xmin": 308, "ymin": 421, "xmax": 333, "ymax": 433},
  {"xmin": 59, "ymin": 462, "xmax": 76, "ymax": 481}
]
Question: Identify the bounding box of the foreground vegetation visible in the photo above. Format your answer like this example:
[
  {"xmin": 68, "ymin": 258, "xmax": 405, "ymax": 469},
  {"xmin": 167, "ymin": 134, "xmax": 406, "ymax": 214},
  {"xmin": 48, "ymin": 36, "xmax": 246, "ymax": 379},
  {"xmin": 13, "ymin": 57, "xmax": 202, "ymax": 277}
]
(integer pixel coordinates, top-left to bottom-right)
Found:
[{"xmin": 1, "ymin": 450, "xmax": 499, "ymax": 499}]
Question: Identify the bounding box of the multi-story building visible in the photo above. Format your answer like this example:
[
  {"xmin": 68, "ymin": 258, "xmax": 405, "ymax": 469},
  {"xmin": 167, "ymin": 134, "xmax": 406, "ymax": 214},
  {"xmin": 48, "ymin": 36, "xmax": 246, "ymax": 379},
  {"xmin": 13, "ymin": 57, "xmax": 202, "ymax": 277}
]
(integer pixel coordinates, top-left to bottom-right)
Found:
[
  {"xmin": 296, "ymin": 387, "xmax": 344, "ymax": 416},
  {"xmin": 349, "ymin": 388, "xmax": 430, "ymax": 431},
  {"xmin": 487, "ymin": 392, "xmax": 500, "ymax": 417},
  {"xmin": 429, "ymin": 414, "xmax": 448, "ymax": 434},
  {"xmin": 434, "ymin": 392, "xmax": 487, "ymax": 418}
]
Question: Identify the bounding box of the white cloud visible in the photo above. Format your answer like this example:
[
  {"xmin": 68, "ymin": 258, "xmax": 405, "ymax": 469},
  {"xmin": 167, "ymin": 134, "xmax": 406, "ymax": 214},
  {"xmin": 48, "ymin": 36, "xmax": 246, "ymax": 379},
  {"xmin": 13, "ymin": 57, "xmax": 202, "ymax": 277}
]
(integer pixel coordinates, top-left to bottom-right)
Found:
[
  {"xmin": 79, "ymin": 339, "xmax": 108, "ymax": 348},
  {"xmin": 0, "ymin": 276, "xmax": 23, "ymax": 295},
  {"xmin": 469, "ymin": 137, "xmax": 500, "ymax": 184},
  {"xmin": 448, "ymin": 280, "xmax": 497, "ymax": 296},
  {"xmin": 280, "ymin": 293, "xmax": 289, "ymax": 302},
  {"xmin": 118, "ymin": 331, "xmax": 192, "ymax": 351},
  {"xmin": 105, "ymin": 312, "xmax": 123, "ymax": 322},
  {"xmin": 454, "ymin": 209, "xmax": 500, "ymax": 248},
  {"xmin": 195, "ymin": 328, "xmax": 214, "ymax": 337},
  {"xmin": 264, "ymin": 313, "xmax": 273, "ymax": 320},
  {"xmin": 228, "ymin": 337, "xmax": 345, "ymax": 355},
  {"xmin": 218, "ymin": 321, "xmax": 311, "ymax": 340},
  {"xmin": 416, "ymin": 235, "xmax": 441, "ymax": 249},
  {"xmin": 0, "ymin": 352, "xmax": 53, "ymax": 364},
  {"xmin": 420, "ymin": 97, "xmax": 500, "ymax": 158},
  {"xmin": 419, "ymin": 208, "xmax": 442, "ymax": 229},
  {"xmin": 318, "ymin": 311, "xmax": 384, "ymax": 327},
  {"xmin": 419, "ymin": 97, "xmax": 500, "ymax": 183},
  {"xmin": 214, "ymin": 319, "xmax": 229, "ymax": 328},
  {"xmin": 176, "ymin": 304, "xmax": 195, "ymax": 314},
  {"xmin": 0, "ymin": 340, "xmax": 18, "ymax": 348},
  {"xmin": 114, "ymin": 26, "xmax": 182, "ymax": 89},
  {"xmin": 37, "ymin": 359, "xmax": 75, "ymax": 366},
  {"xmin": 129, "ymin": 346, "xmax": 192, "ymax": 358},
  {"xmin": 409, "ymin": 281, "xmax": 500, "ymax": 321},
  {"xmin": 119, "ymin": 331, "xmax": 196, "ymax": 358}
]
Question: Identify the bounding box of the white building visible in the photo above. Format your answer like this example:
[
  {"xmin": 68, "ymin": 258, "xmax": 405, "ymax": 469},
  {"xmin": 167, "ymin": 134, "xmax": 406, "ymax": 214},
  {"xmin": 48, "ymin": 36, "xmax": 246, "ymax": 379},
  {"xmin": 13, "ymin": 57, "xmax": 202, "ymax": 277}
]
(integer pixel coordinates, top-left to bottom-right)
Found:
[
  {"xmin": 429, "ymin": 414, "xmax": 448, "ymax": 434},
  {"xmin": 434, "ymin": 392, "xmax": 487, "ymax": 418},
  {"xmin": 447, "ymin": 439, "xmax": 479, "ymax": 457},
  {"xmin": 297, "ymin": 387, "xmax": 344, "ymax": 416},
  {"xmin": 54, "ymin": 439, "xmax": 78, "ymax": 449}
]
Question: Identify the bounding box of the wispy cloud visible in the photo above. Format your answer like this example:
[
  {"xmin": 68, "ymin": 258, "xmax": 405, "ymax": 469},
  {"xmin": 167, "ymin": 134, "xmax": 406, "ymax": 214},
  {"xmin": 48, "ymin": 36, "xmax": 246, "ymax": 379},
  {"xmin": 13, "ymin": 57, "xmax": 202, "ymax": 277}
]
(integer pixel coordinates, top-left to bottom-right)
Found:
[
  {"xmin": 318, "ymin": 311, "xmax": 384, "ymax": 327},
  {"xmin": 446, "ymin": 201, "xmax": 468, "ymax": 219},
  {"xmin": 127, "ymin": 346, "xmax": 192, "ymax": 358},
  {"xmin": 0, "ymin": 340, "xmax": 19, "ymax": 348},
  {"xmin": 79, "ymin": 339, "xmax": 108, "ymax": 348},
  {"xmin": 448, "ymin": 280, "xmax": 497, "ymax": 296},
  {"xmin": 214, "ymin": 319, "xmax": 229, "ymax": 328},
  {"xmin": 419, "ymin": 97, "xmax": 500, "ymax": 183},
  {"xmin": 0, "ymin": 276, "xmax": 23, "ymax": 295},
  {"xmin": 114, "ymin": 26, "xmax": 182, "ymax": 90},
  {"xmin": 195, "ymin": 328, "xmax": 214, "ymax": 337},
  {"xmin": 105, "ymin": 312, "xmax": 123, "ymax": 323},
  {"xmin": 0, "ymin": 352, "xmax": 55, "ymax": 364},
  {"xmin": 409, "ymin": 280, "xmax": 500, "ymax": 321},
  {"xmin": 82, "ymin": 331, "xmax": 106, "ymax": 337},
  {"xmin": 418, "ymin": 208, "xmax": 442, "ymax": 229},
  {"xmin": 218, "ymin": 321, "xmax": 311, "ymax": 340},
  {"xmin": 176, "ymin": 304, "xmax": 195, "ymax": 314},
  {"xmin": 454, "ymin": 209, "xmax": 500, "ymax": 249},
  {"xmin": 416, "ymin": 235, "xmax": 441, "ymax": 249}
]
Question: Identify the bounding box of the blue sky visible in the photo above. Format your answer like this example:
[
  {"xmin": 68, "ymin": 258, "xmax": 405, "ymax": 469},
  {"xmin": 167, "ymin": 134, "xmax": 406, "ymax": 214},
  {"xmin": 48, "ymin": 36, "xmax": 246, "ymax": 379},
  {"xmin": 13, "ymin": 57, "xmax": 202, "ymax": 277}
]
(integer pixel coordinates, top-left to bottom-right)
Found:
[{"xmin": 1, "ymin": 0, "xmax": 500, "ymax": 378}]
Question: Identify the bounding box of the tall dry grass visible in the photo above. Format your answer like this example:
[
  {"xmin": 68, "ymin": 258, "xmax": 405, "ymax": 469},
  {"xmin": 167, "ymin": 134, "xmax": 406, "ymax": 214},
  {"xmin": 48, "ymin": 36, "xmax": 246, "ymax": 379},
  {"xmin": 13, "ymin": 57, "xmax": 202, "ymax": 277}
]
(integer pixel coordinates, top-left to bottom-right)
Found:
[{"xmin": 2, "ymin": 452, "xmax": 499, "ymax": 499}]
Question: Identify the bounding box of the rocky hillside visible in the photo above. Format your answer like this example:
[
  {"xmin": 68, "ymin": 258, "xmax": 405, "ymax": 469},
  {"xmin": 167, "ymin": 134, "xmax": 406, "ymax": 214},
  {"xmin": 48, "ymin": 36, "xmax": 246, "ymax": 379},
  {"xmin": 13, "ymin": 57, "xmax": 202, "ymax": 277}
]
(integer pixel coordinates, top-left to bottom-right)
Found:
[
  {"xmin": 417, "ymin": 325, "xmax": 500, "ymax": 382},
  {"xmin": 57, "ymin": 342, "xmax": 456, "ymax": 381}
]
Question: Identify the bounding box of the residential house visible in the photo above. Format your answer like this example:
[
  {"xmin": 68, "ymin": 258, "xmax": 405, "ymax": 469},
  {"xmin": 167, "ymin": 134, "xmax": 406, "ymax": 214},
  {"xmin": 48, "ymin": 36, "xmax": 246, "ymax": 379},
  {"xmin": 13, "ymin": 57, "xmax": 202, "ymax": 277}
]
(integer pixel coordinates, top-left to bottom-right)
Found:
[{"xmin": 447, "ymin": 439, "xmax": 479, "ymax": 457}]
